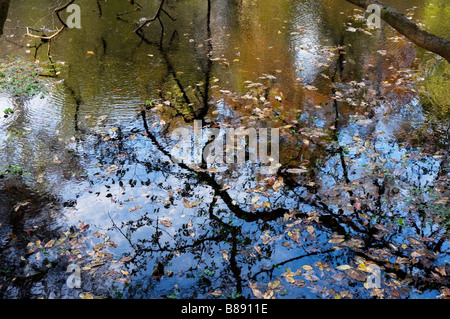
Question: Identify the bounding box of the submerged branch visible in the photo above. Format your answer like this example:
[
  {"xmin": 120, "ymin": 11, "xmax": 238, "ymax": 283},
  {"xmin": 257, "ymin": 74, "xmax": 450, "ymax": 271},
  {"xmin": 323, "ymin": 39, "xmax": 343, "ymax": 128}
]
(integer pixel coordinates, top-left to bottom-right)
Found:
[{"xmin": 345, "ymin": 0, "xmax": 450, "ymax": 62}]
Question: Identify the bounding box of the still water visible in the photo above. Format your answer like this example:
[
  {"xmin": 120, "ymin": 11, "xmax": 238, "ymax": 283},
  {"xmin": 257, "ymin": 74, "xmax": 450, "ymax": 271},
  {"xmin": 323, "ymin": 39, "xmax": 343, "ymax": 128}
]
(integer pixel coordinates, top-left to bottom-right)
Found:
[{"xmin": 0, "ymin": 0, "xmax": 449, "ymax": 299}]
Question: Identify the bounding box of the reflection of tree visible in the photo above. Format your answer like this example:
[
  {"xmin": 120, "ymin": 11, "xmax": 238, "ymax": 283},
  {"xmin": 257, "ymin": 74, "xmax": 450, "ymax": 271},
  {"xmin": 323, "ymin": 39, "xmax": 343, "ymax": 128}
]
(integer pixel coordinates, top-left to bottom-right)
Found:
[
  {"xmin": 3, "ymin": 0, "xmax": 448, "ymax": 299},
  {"xmin": 108, "ymin": 0, "xmax": 449, "ymax": 295},
  {"xmin": 0, "ymin": 0, "xmax": 10, "ymax": 35}
]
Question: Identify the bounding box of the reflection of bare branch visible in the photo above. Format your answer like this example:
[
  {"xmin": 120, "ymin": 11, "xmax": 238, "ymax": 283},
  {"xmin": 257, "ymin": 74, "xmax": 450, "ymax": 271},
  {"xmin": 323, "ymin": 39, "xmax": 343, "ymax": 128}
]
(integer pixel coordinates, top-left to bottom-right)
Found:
[
  {"xmin": 25, "ymin": 0, "xmax": 75, "ymax": 58},
  {"xmin": 116, "ymin": 0, "xmax": 142, "ymax": 17},
  {"xmin": 134, "ymin": 0, "xmax": 176, "ymax": 33},
  {"xmin": 250, "ymin": 248, "xmax": 334, "ymax": 280},
  {"xmin": 108, "ymin": 211, "xmax": 137, "ymax": 252},
  {"xmin": 136, "ymin": 32, "xmax": 195, "ymax": 120},
  {"xmin": 96, "ymin": 0, "xmax": 103, "ymax": 18},
  {"xmin": 55, "ymin": 0, "xmax": 75, "ymax": 27}
]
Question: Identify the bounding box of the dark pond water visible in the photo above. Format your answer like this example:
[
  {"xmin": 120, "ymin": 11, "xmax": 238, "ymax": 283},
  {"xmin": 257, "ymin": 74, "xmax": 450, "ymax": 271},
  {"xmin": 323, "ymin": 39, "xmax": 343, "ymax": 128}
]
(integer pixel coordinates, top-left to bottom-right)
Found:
[{"xmin": 0, "ymin": 0, "xmax": 449, "ymax": 299}]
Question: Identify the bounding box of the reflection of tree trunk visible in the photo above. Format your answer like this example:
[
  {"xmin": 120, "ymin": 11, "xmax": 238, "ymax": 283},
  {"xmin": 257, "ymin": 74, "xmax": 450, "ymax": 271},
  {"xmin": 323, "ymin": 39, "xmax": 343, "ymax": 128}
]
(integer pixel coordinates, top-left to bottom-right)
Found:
[
  {"xmin": 345, "ymin": 0, "xmax": 450, "ymax": 63},
  {"xmin": 195, "ymin": 0, "xmax": 213, "ymax": 119},
  {"xmin": 0, "ymin": 0, "xmax": 10, "ymax": 35}
]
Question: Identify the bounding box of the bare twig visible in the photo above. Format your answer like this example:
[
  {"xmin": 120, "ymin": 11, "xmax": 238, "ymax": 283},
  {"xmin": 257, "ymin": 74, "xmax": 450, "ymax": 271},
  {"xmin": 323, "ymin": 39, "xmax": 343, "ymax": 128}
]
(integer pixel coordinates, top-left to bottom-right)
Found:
[
  {"xmin": 96, "ymin": 0, "xmax": 103, "ymax": 18},
  {"xmin": 26, "ymin": 26, "xmax": 65, "ymax": 41},
  {"xmin": 134, "ymin": 0, "xmax": 176, "ymax": 33},
  {"xmin": 55, "ymin": 0, "xmax": 76, "ymax": 28},
  {"xmin": 116, "ymin": 0, "xmax": 142, "ymax": 17}
]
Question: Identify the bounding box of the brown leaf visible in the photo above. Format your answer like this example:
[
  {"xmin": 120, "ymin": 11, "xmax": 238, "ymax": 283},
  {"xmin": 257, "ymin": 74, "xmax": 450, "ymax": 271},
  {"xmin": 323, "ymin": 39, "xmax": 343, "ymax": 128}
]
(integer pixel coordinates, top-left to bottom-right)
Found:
[
  {"xmin": 263, "ymin": 289, "xmax": 274, "ymax": 299},
  {"xmin": 79, "ymin": 292, "xmax": 94, "ymax": 299},
  {"xmin": 304, "ymin": 274, "xmax": 320, "ymax": 282},
  {"xmin": 435, "ymin": 267, "xmax": 447, "ymax": 277},
  {"xmin": 328, "ymin": 238, "xmax": 345, "ymax": 244},
  {"xmin": 374, "ymin": 224, "xmax": 388, "ymax": 231},
  {"xmin": 160, "ymin": 219, "xmax": 172, "ymax": 227},
  {"xmin": 292, "ymin": 280, "xmax": 306, "ymax": 287},
  {"xmin": 120, "ymin": 256, "xmax": 133, "ymax": 263},
  {"xmin": 183, "ymin": 199, "xmax": 202, "ymax": 208},
  {"xmin": 94, "ymin": 243, "xmax": 104, "ymax": 252},
  {"xmin": 306, "ymin": 226, "xmax": 315, "ymax": 236},
  {"xmin": 345, "ymin": 268, "xmax": 367, "ymax": 282},
  {"xmin": 212, "ymin": 290, "xmax": 222, "ymax": 296},
  {"xmin": 44, "ymin": 239, "xmax": 56, "ymax": 248},
  {"xmin": 269, "ymin": 280, "xmax": 281, "ymax": 289},
  {"xmin": 341, "ymin": 238, "xmax": 364, "ymax": 249},
  {"xmin": 249, "ymin": 281, "xmax": 264, "ymax": 299},
  {"xmin": 272, "ymin": 178, "xmax": 283, "ymax": 192},
  {"xmin": 79, "ymin": 222, "xmax": 90, "ymax": 232}
]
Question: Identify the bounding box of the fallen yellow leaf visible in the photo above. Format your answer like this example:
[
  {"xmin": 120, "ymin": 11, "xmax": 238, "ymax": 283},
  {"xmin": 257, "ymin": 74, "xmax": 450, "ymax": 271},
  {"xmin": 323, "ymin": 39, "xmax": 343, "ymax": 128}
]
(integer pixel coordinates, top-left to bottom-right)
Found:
[{"xmin": 183, "ymin": 198, "xmax": 202, "ymax": 208}]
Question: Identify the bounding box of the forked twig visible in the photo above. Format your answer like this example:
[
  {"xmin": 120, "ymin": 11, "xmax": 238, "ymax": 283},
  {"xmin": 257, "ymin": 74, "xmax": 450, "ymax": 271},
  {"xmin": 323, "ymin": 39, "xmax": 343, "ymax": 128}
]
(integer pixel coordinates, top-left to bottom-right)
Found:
[
  {"xmin": 134, "ymin": 0, "xmax": 176, "ymax": 33},
  {"xmin": 25, "ymin": 0, "xmax": 75, "ymax": 42}
]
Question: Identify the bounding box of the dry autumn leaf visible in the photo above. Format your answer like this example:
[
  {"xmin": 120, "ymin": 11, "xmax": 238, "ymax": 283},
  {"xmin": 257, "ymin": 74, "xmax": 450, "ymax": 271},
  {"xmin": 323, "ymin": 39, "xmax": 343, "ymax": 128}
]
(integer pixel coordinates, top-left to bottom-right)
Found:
[
  {"xmin": 345, "ymin": 268, "xmax": 367, "ymax": 282},
  {"xmin": 336, "ymin": 265, "xmax": 352, "ymax": 271},
  {"xmin": 44, "ymin": 239, "xmax": 56, "ymax": 248},
  {"xmin": 249, "ymin": 281, "xmax": 264, "ymax": 299},
  {"xmin": 160, "ymin": 219, "xmax": 172, "ymax": 227},
  {"xmin": 183, "ymin": 199, "xmax": 202, "ymax": 208},
  {"xmin": 251, "ymin": 195, "xmax": 260, "ymax": 204},
  {"xmin": 79, "ymin": 292, "xmax": 94, "ymax": 299},
  {"xmin": 120, "ymin": 256, "xmax": 133, "ymax": 263}
]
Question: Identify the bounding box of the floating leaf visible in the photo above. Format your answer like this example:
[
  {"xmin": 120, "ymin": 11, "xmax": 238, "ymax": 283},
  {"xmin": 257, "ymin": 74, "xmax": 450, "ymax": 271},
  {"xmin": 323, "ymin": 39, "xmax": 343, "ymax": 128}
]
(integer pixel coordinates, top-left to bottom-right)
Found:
[
  {"xmin": 55, "ymin": 237, "xmax": 67, "ymax": 246},
  {"xmin": 212, "ymin": 290, "xmax": 222, "ymax": 296},
  {"xmin": 336, "ymin": 265, "xmax": 352, "ymax": 271},
  {"xmin": 304, "ymin": 85, "xmax": 318, "ymax": 91},
  {"xmin": 120, "ymin": 256, "xmax": 133, "ymax": 263},
  {"xmin": 286, "ymin": 168, "xmax": 307, "ymax": 174},
  {"xmin": 272, "ymin": 178, "xmax": 283, "ymax": 192},
  {"xmin": 270, "ymin": 280, "xmax": 281, "ymax": 289},
  {"xmin": 304, "ymin": 274, "xmax": 319, "ymax": 281},
  {"xmin": 183, "ymin": 199, "xmax": 202, "ymax": 208},
  {"xmin": 160, "ymin": 219, "xmax": 172, "ymax": 227},
  {"xmin": 345, "ymin": 268, "xmax": 367, "ymax": 282},
  {"xmin": 306, "ymin": 226, "xmax": 315, "ymax": 236},
  {"xmin": 249, "ymin": 282, "xmax": 264, "ymax": 299},
  {"xmin": 251, "ymin": 196, "xmax": 260, "ymax": 204},
  {"xmin": 79, "ymin": 222, "xmax": 89, "ymax": 232},
  {"xmin": 263, "ymin": 289, "xmax": 274, "ymax": 299},
  {"xmin": 341, "ymin": 238, "xmax": 364, "ymax": 249},
  {"xmin": 79, "ymin": 292, "xmax": 94, "ymax": 299},
  {"xmin": 94, "ymin": 243, "xmax": 104, "ymax": 252},
  {"xmin": 328, "ymin": 238, "xmax": 344, "ymax": 244},
  {"xmin": 44, "ymin": 239, "xmax": 56, "ymax": 248},
  {"xmin": 292, "ymin": 280, "xmax": 306, "ymax": 287}
]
